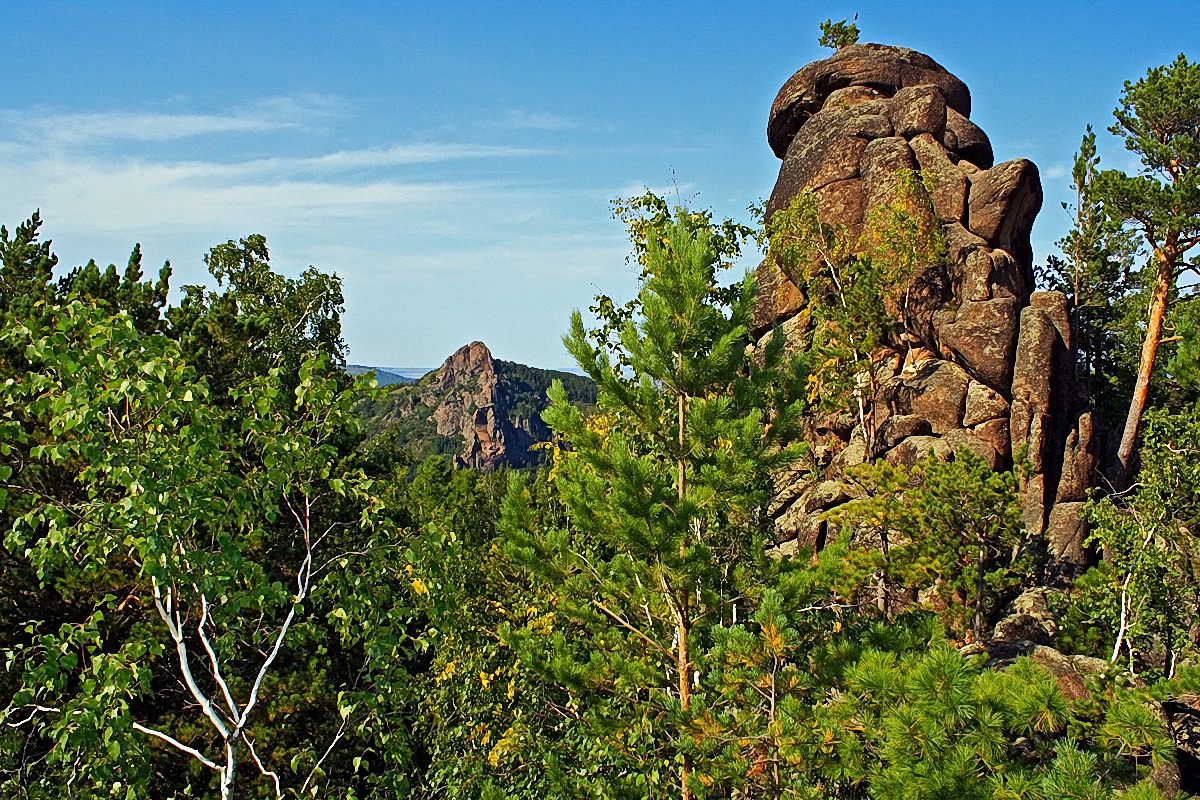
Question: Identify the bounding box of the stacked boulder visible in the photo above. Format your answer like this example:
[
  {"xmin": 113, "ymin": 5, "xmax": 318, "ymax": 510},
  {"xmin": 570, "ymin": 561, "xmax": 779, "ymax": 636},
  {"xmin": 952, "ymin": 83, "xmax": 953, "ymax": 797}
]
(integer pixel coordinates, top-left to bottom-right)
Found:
[{"xmin": 758, "ymin": 44, "xmax": 1099, "ymax": 578}]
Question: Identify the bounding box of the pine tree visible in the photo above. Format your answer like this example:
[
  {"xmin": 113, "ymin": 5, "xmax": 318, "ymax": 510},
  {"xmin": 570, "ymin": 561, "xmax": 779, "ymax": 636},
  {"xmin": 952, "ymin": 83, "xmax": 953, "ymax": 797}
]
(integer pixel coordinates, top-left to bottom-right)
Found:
[
  {"xmin": 1091, "ymin": 55, "xmax": 1200, "ymax": 481},
  {"xmin": 502, "ymin": 197, "xmax": 806, "ymax": 798}
]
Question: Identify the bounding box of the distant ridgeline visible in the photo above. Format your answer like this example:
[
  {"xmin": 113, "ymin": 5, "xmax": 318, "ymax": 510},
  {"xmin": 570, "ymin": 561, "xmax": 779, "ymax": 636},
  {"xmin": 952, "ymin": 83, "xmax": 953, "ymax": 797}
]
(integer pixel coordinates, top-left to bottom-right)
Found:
[
  {"xmin": 346, "ymin": 365, "xmax": 415, "ymax": 387},
  {"xmin": 356, "ymin": 342, "xmax": 596, "ymax": 471}
]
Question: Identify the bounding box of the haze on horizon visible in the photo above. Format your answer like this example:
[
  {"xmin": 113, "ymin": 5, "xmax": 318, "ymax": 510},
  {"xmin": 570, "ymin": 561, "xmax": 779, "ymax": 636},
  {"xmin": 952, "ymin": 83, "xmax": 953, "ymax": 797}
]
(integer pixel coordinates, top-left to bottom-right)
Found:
[{"xmin": 0, "ymin": 1, "xmax": 1194, "ymax": 369}]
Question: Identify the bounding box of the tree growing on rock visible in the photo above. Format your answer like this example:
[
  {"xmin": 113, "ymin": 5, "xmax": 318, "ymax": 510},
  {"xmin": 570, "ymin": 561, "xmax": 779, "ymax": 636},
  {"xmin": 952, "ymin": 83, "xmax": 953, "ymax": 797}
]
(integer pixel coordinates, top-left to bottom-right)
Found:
[
  {"xmin": 764, "ymin": 171, "xmax": 948, "ymax": 455},
  {"xmin": 818, "ymin": 16, "xmax": 859, "ymax": 51}
]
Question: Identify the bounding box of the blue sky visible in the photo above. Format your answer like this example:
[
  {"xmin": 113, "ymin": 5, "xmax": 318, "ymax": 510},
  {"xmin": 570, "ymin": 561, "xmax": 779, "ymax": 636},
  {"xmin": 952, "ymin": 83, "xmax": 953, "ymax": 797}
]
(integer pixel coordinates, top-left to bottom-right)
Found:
[{"xmin": 0, "ymin": 1, "xmax": 1195, "ymax": 368}]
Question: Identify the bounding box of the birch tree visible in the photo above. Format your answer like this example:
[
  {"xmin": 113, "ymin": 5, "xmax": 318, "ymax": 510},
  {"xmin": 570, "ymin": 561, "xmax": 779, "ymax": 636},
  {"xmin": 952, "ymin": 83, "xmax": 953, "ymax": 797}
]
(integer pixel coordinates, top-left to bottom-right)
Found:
[{"xmin": 0, "ymin": 300, "xmax": 395, "ymax": 798}]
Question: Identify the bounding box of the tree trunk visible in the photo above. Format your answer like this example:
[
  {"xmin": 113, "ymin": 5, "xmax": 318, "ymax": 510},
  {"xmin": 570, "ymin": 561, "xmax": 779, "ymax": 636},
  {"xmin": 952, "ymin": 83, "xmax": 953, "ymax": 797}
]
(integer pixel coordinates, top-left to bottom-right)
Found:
[
  {"xmin": 975, "ymin": 538, "xmax": 985, "ymax": 641},
  {"xmin": 678, "ymin": 389, "xmax": 685, "ymax": 504},
  {"xmin": 676, "ymin": 382, "xmax": 692, "ymax": 800},
  {"xmin": 221, "ymin": 739, "xmax": 237, "ymax": 800},
  {"xmin": 678, "ymin": 617, "xmax": 692, "ymax": 800},
  {"xmin": 1116, "ymin": 249, "xmax": 1175, "ymax": 483}
]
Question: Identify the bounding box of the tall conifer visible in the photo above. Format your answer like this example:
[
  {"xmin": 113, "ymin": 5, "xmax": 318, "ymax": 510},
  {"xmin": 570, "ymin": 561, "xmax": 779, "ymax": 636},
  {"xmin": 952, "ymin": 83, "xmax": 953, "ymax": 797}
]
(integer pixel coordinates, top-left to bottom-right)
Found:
[{"xmin": 502, "ymin": 199, "xmax": 805, "ymax": 798}]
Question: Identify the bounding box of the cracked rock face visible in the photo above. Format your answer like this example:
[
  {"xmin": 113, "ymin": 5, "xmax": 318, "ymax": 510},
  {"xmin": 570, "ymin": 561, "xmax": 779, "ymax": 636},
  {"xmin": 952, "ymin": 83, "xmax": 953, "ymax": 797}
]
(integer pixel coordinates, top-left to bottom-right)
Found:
[{"xmin": 757, "ymin": 44, "xmax": 1097, "ymax": 579}]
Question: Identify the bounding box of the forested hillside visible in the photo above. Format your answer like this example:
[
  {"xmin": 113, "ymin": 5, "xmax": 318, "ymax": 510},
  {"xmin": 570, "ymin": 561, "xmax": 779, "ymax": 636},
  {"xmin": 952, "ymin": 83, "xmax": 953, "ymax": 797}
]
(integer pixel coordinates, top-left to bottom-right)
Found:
[{"xmin": 1, "ymin": 23, "xmax": 1199, "ymax": 800}]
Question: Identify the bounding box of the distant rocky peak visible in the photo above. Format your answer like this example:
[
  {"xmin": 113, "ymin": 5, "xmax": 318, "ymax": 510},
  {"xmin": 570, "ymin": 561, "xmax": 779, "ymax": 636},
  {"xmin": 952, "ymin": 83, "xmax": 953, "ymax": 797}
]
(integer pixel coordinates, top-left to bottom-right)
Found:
[{"xmin": 435, "ymin": 341, "xmax": 495, "ymax": 389}]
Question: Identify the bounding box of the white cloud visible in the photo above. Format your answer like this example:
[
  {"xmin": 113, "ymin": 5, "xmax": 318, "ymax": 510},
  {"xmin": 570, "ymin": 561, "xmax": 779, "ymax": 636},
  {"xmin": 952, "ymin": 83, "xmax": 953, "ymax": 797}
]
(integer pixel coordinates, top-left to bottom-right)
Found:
[
  {"xmin": 262, "ymin": 142, "xmax": 544, "ymax": 171},
  {"xmin": 0, "ymin": 153, "xmax": 486, "ymax": 235}
]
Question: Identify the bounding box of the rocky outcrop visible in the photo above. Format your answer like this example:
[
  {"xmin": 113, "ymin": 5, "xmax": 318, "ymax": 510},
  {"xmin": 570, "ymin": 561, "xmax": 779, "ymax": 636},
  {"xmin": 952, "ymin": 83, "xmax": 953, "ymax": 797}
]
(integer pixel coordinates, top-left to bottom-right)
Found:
[
  {"xmin": 424, "ymin": 342, "xmax": 535, "ymax": 471},
  {"xmin": 357, "ymin": 342, "xmax": 596, "ymax": 472},
  {"xmin": 757, "ymin": 44, "xmax": 1099, "ymax": 580}
]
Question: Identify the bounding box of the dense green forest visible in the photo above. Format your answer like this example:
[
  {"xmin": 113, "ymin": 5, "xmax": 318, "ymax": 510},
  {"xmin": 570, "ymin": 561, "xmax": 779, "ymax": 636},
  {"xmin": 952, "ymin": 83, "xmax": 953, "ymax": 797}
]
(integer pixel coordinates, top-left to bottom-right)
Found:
[{"xmin": 1, "ymin": 40, "xmax": 1199, "ymax": 800}]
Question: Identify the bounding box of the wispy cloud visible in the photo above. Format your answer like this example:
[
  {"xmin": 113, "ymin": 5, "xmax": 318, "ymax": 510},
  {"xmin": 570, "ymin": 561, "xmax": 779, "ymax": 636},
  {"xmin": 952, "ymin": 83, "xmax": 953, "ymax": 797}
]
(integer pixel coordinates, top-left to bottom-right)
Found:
[
  {"xmin": 0, "ymin": 96, "xmax": 552, "ymax": 234},
  {"xmin": 493, "ymin": 109, "xmax": 581, "ymax": 131},
  {"xmin": 0, "ymin": 97, "xmax": 628, "ymax": 367},
  {"xmin": 271, "ymin": 142, "xmax": 544, "ymax": 171},
  {"xmin": 2, "ymin": 96, "xmax": 341, "ymax": 145},
  {"xmin": 1043, "ymin": 162, "xmax": 1069, "ymax": 180}
]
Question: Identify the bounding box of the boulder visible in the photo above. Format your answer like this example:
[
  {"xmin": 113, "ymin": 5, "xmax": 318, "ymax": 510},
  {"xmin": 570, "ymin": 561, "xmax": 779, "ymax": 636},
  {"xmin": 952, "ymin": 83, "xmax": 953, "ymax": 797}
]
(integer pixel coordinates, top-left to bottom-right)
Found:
[
  {"xmin": 1046, "ymin": 501, "xmax": 1089, "ymax": 576},
  {"xmin": 774, "ymin": 506, "xmax": 827, "ymax": 552},
  {"xmin": 964, "ymin": 380, "xmax": 1010, "ymax": 427},
  {"xmin": 944, "ymin": 107, "xmax": 993, "ymax": 169},
  {"xmin": 814, "ymin": 178, "xmax": 866, "ymax": 241},
  {"xmin": 1029, "ymin": 645, "xmax": 1110, "ymax": 702},
  {"xmin": 943, "ymin": 221, "xmax": 989, "ymax": 266},
  {"xmin": 937, "ymin": 296, "xmax": 1021, "ymax": 392},
  {"xmin": 860, "ymin": 136, "xmax": 919, "ymax": 213},
  {"xmin": 769, "ymin": 469, "xmax": 812, "ymax": 518},
  {"xmin": 943, "ymin": 427, "xmax": 1000, "ymax": 469},
  {"xmin": 768, "ymin": 44, "xmax": 971, "ymax": 159},
  {"xmin": 986, "ymin": 249, "xmax": 1027, "ymax": 300},
  {"xmin": 766, "ymin": 101, "xmax": 885, "ymax": 217},
  {"xmin": 1010, "ymin": 306, "xmax": 1059, "ymax": 466},
  {"xmin": 910, "ymin": 133, "xmax": 966, "ymax": 224},
  {"xmin": 878, "ymin": 359, "xmax": 970, "ymax": 433},
  {"xmin": 1056, "ymin": 413, "xmax": 1098, "ymax": 503},
  {"xmin": 891, "ymin": 85, "xmax": 948, "ymax": 139},
  {"xmin": 1031, "ymin": 291, "xmax": 1071, "ymax": 350},
  {"xmin": 1022, "ymin": 473, "xmax": 1047, "ymax": 538},
  {"xmin": 966, "ymin": 159, "xmax": 1043, "ymax": 270},
  {"xmin": 960, "ymin": 246, "xmax": 995, "ymax": 302},
  {"xmin": 885, "ymin": 435, "xmax": 953, "ymax": 467},
  {"xmin": 754, "ymin": 310, "xmax": 810, "ymax": 364},
  {"xmin": 958, "ymin": 248, "xmax": 1027, "ymax": 303},
  {"xmin": 802, "ymin": 479, "xmax": 850, "ymax": 515},
  {"xmin": 828, "ymin": 435, "xmax": 867, "ymax": 475},
  {"xmin": 992, "ymin": 588, "xmax": 1058, "ymax": 644},
  {"xmin": 972, "ymin": 417, "xmax": 1012, "ymax": 458},
  {"xmin": 751, "ymin": 258, "xmax": 804, "ymax": 335},
  {"xmin": 877, "ymin": 414, "xmax": 933, "ymax": 449}
]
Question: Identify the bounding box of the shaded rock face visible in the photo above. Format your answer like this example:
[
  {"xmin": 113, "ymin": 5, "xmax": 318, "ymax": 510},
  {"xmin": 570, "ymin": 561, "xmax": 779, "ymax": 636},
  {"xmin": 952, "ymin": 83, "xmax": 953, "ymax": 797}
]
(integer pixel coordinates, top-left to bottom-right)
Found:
[{"xmin": 758, "ymin": 45, "xmax": 1098, "ymax": 580}]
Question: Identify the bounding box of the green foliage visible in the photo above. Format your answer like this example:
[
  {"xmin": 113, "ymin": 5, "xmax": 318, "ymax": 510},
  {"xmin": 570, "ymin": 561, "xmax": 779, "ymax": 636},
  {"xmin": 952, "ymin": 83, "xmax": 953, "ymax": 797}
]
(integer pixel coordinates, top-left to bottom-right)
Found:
[
  {"xmin": 591, "ymin": 190, "xmax": 756, "ymax": 367},
  {"xmin": 501, "ymin": 197, "xmax": 807, "ymax": 797},
  {"xmin": 495, "ymin": 360, "xmax": 597, "ymax": 411},
  {"xmin": 830, "ymin": 648, "xmax": 1073, "ymax": 798},
  {"xmin": 0, "ymin": 234, "xmax": 414, "ymax": 798},
  {"xmin": 1169, "ymin": 299, "xmax": 1200, "ymax": 391},
  {"xmin": 818, "ymin": 15, "xmax": 860, "ymax": 51},
  {"xmin": 403, "ymin": 469, "xmax": 585, "ymax": 799},
  {"xmin": 1040, "ymin": 127, "xmax": 1143, "ymax": 427},
  {"xmin": 169, "ymin": 233, "xmax": 349, "ymax": 401},
  {"xmin": 832, "ymin": 448, "xmax": 1027, "ymax": 641},
  {"xmin": 1090, "ymin": 54, "xmax": 1200, "ymax": 472},
  {"xmin": 0, "ymin": 213, "xmax": 57, "ymax": 319},
  {"xmin": 1081, "ymin": 401, "xmax": 1200, "ymax": 677}
]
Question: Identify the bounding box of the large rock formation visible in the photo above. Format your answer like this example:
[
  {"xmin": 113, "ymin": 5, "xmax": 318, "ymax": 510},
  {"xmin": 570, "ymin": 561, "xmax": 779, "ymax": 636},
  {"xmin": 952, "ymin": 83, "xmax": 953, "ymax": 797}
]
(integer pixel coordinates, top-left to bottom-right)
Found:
[
  {"xmin": 757, "ymin": 44, "xmax": 1098, "ymax": 579},
  {"xmin": 357, "ymin": 342, "xmax": 596, "ymax": 471}
]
